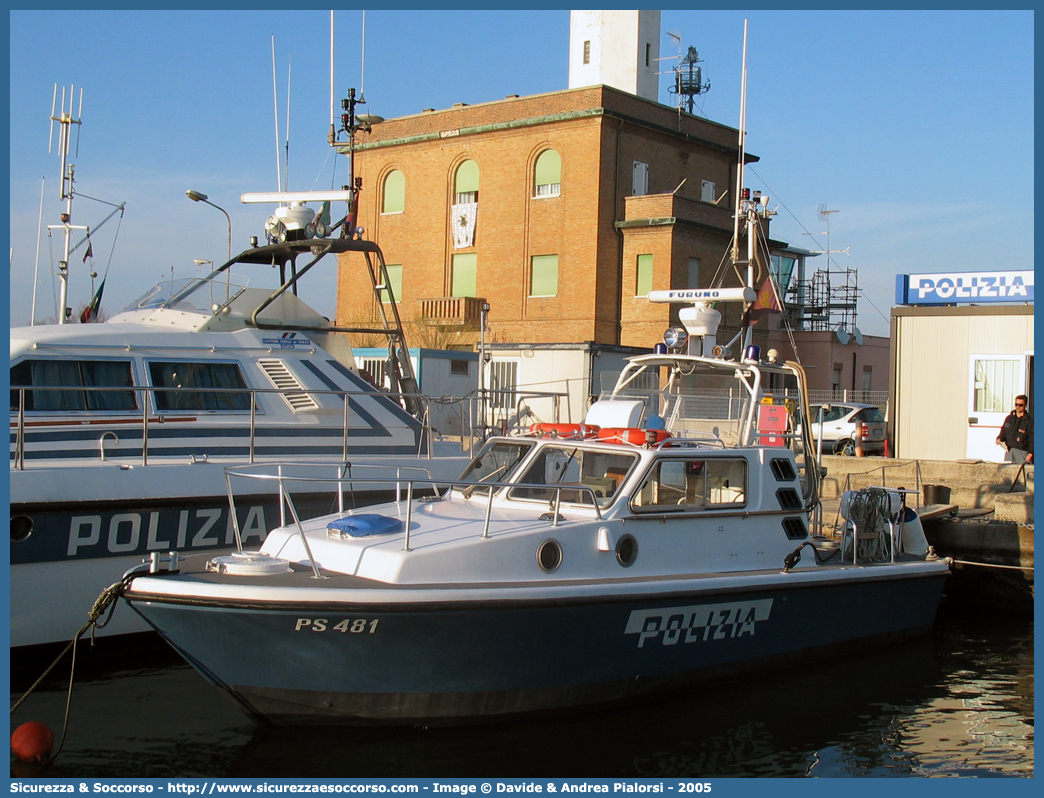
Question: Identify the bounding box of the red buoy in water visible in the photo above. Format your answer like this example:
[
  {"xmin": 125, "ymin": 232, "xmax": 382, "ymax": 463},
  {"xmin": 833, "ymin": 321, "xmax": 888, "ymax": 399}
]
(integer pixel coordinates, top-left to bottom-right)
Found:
[{"xmin": 11, "ymin": 721, "xmax": 54, "ymax": 763}]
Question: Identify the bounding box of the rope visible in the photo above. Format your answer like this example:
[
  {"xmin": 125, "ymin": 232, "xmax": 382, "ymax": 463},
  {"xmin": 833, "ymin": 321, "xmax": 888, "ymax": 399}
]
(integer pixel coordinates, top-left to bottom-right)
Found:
[
  {"xmin": 10, "ymin": 575, "xmax": 134, "ymax": 764},
  {"xmin": 950, "ymin": 559, "xmax": 1034, "ymax": 572},
  {"xmin": 842, "ymin": 488, "xmax": 894, "ymax": 562}
]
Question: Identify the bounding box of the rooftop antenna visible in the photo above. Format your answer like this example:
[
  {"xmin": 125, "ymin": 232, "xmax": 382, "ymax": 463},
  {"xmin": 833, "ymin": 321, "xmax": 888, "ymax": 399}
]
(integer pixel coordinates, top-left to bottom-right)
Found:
[
  {"xmin": 668, "ymin": 45, "xmax": 711, "ymax": 113},
  {"xmin": 805, "ymin": 205, "xmax": 849, "ymax": 269}
]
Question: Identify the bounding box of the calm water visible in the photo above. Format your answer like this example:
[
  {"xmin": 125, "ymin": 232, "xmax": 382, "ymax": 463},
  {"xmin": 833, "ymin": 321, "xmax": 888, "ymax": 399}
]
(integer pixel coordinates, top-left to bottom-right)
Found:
[{"xmin": 9, "ymin": 600, "xmax": 1033, "ymax": 779}]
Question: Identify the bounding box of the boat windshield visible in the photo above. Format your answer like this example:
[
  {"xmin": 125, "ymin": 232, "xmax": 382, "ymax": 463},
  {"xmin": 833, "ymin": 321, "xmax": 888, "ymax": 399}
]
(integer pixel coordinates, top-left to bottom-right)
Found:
[
  {"xmin": 456, "ymin": 439, "xmax": 535, "ymax": 496},
  {"xmin": 125, "ymin": 277, "xmax": 248, "ymax": 314},
  {"xmin": 507, "ymin": 446, "xmax": 639, "ymax": 509}
]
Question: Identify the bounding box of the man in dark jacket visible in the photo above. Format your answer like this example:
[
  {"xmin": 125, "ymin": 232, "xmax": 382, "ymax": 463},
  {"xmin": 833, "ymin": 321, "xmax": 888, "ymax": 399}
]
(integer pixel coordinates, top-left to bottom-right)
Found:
[{"xmin": 996, "ymin": 395, "xmax": 1033, "ymax": 464}]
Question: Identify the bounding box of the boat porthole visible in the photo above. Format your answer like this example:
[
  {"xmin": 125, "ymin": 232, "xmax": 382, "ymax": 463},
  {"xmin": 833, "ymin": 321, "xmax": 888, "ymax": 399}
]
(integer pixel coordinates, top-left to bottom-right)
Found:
[
  {"xmin": 11, "ymin": 515, "xmax": 33, "ymax": 543},
  {"xmin": 615, "ymin": 534, "xmax": 638, "ymax": 567},
  {"xmin": 536, "ymin": 538, "xmax": 563, "ymax": 573}
]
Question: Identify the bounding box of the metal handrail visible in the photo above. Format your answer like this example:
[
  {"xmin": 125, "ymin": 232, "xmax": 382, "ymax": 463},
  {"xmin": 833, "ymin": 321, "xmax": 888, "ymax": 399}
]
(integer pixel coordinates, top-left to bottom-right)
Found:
[
  {"xmin": 8, "ymin": 384, "xmax": 459, "ymax": 469},
  {"xmin": 222, "ymin": 462, "xmax": 609, "ymax": 560}
]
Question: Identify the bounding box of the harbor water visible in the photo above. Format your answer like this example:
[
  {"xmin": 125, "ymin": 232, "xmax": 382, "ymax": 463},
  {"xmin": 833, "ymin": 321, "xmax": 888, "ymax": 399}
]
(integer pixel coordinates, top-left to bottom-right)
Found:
[{"xmin": 9, "ymin": 599, "xmax": 1033, "ymax": 779}]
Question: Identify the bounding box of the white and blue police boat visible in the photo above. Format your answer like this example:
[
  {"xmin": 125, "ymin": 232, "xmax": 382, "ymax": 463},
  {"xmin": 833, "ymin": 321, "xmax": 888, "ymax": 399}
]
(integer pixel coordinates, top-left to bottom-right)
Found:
[
  {"xmin": 121, "ymin": 285, "xmax": 950, "ymax": 725},
  {"xmin": 10, "ymin": 190, "xmax": 472, "ymax": 648}
]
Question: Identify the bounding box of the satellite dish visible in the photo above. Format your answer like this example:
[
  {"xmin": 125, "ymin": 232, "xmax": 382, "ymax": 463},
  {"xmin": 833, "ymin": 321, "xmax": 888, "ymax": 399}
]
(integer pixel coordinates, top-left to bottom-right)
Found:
[
  {"xmin": 835, "ymin": 328, "xmax": 850, "ymax": 346},
  {"xmin": 852, "ymin": 327, "xmax": 864, "ymax": 346}
]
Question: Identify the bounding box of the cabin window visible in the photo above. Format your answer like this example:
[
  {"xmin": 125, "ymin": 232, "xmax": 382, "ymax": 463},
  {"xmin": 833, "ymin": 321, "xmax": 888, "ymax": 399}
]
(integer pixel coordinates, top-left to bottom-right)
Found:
[
  {"xmin": 10, "ymin": 359, "xmax": 137, "ymax": 412},
  {"xmin": 457, "ymin": 439, "xmax": 536, "ymax": 497},
  {"xmin": 631, "ymin": 458, "xmax": 747, "ymax": 512},
  {"xmin": 148, "ymin": 361, "xmax": 251, "ymax": 412},
  {"xmin": 508, "ymin": 447, "xmax": 638, "ymax": 508},
  {"xmin": 450, "ymin": 359, "xmax": 471, "ymax": 376}
]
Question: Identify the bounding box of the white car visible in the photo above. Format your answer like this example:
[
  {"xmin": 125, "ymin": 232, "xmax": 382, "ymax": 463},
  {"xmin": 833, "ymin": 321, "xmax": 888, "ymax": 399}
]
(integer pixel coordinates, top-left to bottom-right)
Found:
[{"xmin": 807, "ymin": 402, "xmax": 887, "ymax": 456}]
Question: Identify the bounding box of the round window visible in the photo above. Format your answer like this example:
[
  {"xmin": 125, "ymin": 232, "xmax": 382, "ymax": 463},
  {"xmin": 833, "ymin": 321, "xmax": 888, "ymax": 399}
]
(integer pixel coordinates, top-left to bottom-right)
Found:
[{"xmin": 536, "ymin": 538, "xmax": 563, "ymax": 573}]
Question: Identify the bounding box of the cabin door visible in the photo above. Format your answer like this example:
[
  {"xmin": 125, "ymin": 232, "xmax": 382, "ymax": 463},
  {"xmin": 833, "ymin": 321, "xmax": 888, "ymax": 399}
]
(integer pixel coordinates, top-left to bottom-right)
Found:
[{"xmin": 966, "ymin": 354, "xmax": 1027, "ymax": 462}]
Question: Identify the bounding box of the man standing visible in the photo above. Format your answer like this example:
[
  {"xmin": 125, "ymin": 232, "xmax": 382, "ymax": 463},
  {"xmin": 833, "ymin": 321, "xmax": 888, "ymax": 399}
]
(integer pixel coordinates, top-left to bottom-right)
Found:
[{"xmin": 996, "ymin": 395, "xmax": 1033, "ymax": 464}]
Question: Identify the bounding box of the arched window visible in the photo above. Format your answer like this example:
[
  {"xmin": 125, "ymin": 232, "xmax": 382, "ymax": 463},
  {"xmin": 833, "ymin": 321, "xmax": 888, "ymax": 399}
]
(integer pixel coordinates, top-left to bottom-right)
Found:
[
  {"xmin": 382, "ymin": 170, "xmax": 405, "ymax": 214},
  {"xmin": 454, "ymin": 160, "xmax": 479, "ymax": 204},
  {"xmin": 534, "ymin": 150, "xmax": 561, "ymax": 197}
]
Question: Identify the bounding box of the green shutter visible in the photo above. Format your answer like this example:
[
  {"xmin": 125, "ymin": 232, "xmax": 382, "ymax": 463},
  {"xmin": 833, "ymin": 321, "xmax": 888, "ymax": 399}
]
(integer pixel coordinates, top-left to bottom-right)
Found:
[
  {"xmin": 451, "ymin": 254, "xmax": 477, "ymax": 297},
  {"xmin": 382, "ymin": 170, "xmax": 405, "ymax": 214},
  {"xmin": 636, "ymin": 254, "xmax": 654, "ymax": 296},
  {"xmin": 380, "ymin": 263, "xmax": 402, "ymax": 303},
  {"xmin": 534, "ymin": 150, "xmax": 561, "ymax": 189},
  {"xmin": 454, "ymin": 160, "xmax": 480, "ymax": 194},
  {"xmin": 530, "ymin": 254, "xmax": 559, "ymax": 297}
]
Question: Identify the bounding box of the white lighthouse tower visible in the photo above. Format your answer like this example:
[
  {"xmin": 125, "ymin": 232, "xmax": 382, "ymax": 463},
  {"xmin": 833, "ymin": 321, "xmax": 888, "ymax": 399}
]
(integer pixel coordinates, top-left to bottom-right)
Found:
[{"xmin": 568, "ymin": 10, "xmax": 661, "ymax": 102}]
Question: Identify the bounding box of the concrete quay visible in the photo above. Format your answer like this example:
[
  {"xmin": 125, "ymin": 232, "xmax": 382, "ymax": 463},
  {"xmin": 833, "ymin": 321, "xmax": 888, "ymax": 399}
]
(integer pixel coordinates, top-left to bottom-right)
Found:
[
  {"xmin": 817, "ymin": 455, "xmax": 1033, "ymax": 523},
  {"xmin": 814, "ymin": 455, "xmax": 1033, "ymax": 608}
]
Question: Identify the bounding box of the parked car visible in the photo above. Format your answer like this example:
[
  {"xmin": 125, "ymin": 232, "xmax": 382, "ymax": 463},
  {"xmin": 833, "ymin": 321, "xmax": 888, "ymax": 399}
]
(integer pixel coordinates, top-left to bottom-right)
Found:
[{"xmin": 806, "ymin": 402, "xmax": 887, "ymax": 455}]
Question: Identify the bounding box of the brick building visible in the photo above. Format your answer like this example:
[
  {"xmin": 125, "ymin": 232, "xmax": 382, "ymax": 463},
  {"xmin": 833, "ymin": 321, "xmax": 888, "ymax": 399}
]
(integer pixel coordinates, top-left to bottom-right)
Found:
[{"xmin": 335, "ymin": 83, "xmax": 770, "ymax": 352}]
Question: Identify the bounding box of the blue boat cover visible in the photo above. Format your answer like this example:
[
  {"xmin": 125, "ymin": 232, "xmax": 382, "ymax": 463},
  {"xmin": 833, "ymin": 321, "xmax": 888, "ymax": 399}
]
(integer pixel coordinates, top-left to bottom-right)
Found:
[{"xmin": 326, "ymin": 514, "xmax": 403, "ymax": 537}]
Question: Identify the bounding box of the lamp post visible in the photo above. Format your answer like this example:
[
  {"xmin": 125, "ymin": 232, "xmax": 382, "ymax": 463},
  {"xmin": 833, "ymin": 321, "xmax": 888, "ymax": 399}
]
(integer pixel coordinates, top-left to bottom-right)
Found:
[
  {"xmin": 185, "ymin": 190, "xmax": 231, "ymax": 263},
  {"xmin": 186, "ymin": 190, "xmax": 232, "ymax": 299}
]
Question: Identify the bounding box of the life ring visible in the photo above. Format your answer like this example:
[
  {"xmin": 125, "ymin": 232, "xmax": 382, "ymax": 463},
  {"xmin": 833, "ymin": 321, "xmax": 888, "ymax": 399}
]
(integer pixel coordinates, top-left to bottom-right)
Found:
[
  {"xmin": 597, "ymin": 427, "xmax": 672, "ymax": 446},
  {"xmin": 529, "ymin": 423, "xmax": 600, "ymax": 439}
]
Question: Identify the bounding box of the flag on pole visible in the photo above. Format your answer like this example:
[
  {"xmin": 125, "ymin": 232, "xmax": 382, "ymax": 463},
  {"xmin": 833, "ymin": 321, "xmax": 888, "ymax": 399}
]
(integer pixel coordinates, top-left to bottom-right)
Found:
[
  {"xmin": 80, "ymin": 277, "xmax": 105, "ymax": 323},
  {"xmin": 747, "ymin": 276, "xmax": 781, "ymax": 326},
  {"xmin": 82, "ymin": 240, "xmax": 93, "ymax": 263}
]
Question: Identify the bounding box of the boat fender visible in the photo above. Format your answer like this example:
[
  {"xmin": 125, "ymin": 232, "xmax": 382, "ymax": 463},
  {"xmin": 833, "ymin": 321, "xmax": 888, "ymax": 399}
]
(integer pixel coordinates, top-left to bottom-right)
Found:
[
  {"xmin": 899, "ymin": 506, "xmax": 930, "ymax": 557},
  {"xmin": 327, "ymin": 513, "xmax": 403, "ymax": 538}
]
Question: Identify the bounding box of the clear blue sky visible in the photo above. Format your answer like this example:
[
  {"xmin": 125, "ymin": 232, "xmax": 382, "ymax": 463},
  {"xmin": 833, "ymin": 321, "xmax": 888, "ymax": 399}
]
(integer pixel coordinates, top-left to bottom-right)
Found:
[{"xmin": 9, "ymin": 8, "xmax": 1034, "ymax": 337}]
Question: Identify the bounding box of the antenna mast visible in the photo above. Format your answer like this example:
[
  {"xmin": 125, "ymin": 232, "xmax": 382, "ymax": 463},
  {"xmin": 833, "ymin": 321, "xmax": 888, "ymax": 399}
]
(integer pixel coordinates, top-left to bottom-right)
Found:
[
  {"xmin": 731, "ymin": 20, "xmax": 748, "ymax": 271},
  {"xmin": 271, "ymin": 36, "xmax": 282, "ymax": 193},
  {"xmin": 359, "ymin": 10, "xmax": 367, "ymax": 102},
  {"xmin": 47, "ymin": 84, "xmax": 88, "ymax": 325}
]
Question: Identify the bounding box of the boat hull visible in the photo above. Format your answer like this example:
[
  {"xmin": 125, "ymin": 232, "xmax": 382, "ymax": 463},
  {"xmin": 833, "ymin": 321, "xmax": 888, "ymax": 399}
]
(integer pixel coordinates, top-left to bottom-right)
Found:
[{"xmin": 126, "ymin": 564, "xmax": 948, "ymax": 725}]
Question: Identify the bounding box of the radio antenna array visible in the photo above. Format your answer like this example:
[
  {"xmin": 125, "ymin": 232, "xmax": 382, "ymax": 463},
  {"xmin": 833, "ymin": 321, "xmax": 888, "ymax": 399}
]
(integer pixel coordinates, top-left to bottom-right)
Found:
[{"xmin": 48, "ymin": 83, "xmax": 83, "ymax": 200}]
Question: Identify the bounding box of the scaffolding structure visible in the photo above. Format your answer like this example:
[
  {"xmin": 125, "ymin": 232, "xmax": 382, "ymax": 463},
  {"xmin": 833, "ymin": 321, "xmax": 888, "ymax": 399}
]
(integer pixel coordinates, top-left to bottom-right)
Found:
[
  {"xmin": 785, "ymin": 205, "xmax": 859, "ymax": 332},
  {"xmin": 786, "ymin": 265, "xmax": 859, "ymax": 332}
]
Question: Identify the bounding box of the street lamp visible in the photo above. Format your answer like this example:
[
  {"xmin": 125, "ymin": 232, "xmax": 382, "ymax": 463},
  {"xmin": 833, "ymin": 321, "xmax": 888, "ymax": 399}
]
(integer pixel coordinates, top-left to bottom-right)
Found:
[{"xmin": 185, "ymin": 190, "xmax": 232, "ymax": 263}]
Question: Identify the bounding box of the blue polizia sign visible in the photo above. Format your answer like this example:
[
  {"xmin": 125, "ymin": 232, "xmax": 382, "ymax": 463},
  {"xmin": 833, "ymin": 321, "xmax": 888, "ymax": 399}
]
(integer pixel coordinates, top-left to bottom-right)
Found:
[{"xmin": 895, "ymin": 270, "xmax": 1034, "ymax": 305}]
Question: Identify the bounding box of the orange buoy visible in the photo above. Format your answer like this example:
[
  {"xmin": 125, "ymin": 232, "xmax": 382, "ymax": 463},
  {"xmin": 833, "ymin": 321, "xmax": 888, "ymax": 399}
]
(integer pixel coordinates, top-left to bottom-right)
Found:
[{"xmin": 11, "ymin": 721, "xmax": 54, "ymax": 763}]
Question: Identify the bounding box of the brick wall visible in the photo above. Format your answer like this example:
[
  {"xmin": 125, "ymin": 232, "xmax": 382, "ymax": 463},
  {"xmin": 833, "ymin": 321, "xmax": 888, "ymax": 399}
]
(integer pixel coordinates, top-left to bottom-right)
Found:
[{"xmin": 336, "ymin": 85, "xmax": 754, "ymax": 350}]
